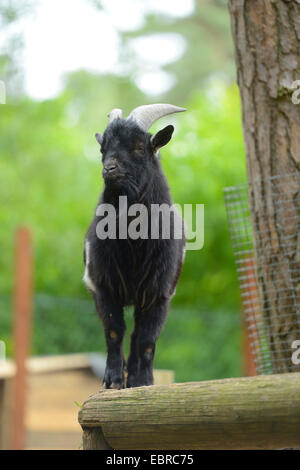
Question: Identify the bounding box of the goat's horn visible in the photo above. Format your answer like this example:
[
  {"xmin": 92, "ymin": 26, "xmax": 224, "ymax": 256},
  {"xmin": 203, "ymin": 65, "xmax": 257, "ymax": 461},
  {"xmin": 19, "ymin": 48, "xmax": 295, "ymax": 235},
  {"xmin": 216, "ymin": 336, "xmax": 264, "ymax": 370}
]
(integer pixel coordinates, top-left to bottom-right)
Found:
[
  {"xmin": 107, "ymin": 108, "xmax": 123, "ymax": 123},
  {"xmin": 127, "ymin": 104, "xmax": 186, "ymax": 131}
]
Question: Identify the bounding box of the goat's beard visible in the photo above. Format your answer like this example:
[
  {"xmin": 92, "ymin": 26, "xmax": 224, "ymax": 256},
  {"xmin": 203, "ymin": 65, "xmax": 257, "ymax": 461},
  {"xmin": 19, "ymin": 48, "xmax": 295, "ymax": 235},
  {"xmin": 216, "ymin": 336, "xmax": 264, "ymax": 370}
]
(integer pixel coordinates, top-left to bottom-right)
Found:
[{"xmin": 103, "ymin": 173, "xmax": 147, "ymax": 205}]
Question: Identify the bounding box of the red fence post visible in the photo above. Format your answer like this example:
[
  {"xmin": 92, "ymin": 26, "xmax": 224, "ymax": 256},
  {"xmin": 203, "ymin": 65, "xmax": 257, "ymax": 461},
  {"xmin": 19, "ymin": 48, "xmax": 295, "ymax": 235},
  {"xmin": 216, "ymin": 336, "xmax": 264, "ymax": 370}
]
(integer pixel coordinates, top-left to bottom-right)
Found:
[
  {"xmin": 242, "ymin": 260, "xmax": 257, "ymax": 376},
  {"xmin": 244, "ymin": 318, "xmax": 256, "ymax": 376},
  {"xmin": 12, "ymin": 227, "xmax": 33, "ymax": 450}
]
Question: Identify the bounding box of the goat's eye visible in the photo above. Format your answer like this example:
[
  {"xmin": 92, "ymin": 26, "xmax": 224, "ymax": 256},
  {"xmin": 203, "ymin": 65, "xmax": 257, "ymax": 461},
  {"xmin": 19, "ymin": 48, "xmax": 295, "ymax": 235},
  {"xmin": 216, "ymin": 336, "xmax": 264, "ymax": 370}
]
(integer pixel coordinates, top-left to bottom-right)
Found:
[{"xmin": 134, "ymin": 143, "xmax": 145, "ymax": 154}]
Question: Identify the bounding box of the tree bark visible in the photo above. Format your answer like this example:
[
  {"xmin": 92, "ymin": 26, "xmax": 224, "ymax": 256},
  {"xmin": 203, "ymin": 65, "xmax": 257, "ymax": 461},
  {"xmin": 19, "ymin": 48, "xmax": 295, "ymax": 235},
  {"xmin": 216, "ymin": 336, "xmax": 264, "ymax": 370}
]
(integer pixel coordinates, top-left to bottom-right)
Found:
[{"xmin": 229, "ymin": 0, "xmax": 300, "ymax": 372}]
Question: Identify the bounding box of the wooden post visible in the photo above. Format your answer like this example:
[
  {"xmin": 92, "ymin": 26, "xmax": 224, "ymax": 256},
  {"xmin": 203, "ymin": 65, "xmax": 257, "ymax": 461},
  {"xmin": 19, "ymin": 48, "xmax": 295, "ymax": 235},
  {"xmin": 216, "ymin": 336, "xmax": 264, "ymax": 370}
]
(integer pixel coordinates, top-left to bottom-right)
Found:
[
  {"xmin": 0, "ymin": 367, "xmax": 14, "ymax": 450},
  {"xmin": 12, "ymin": 228, "xmax": 33, "ymax": 450},
  {"xmin": 244, "ymin": 320, "xmax": 256, "ymax": 376},
  {"xmin": 79, "ymin": 373, "xmax": 300, "ymax": 450}
]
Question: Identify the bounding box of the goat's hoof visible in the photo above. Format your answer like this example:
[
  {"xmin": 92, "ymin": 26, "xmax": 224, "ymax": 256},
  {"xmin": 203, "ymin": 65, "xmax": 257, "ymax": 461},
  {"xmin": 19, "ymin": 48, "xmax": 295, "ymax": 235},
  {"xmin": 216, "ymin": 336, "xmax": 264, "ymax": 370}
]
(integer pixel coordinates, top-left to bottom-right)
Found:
[
  {"xmin": 103, "ymin": 381, "xmax": 123, "ymax": 390},
  {"xmin": 126, "ymin": 375, "xmax": 137, "ymax": 388},
  {"xmin": 126, "ymin": 374, "xmax": 153, "ymax": 388},
  {"xmin": 103, "ymin": 367, "xmax": 124, "ymax": 390}
]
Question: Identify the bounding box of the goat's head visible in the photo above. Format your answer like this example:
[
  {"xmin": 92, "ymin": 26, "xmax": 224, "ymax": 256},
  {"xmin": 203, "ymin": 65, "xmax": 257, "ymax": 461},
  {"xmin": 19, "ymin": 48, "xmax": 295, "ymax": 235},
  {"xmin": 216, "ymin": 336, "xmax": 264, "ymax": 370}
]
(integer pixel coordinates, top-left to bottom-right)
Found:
[{"xmin": 95, "ymin": 104, "xmax": 186, "ymax": 190}]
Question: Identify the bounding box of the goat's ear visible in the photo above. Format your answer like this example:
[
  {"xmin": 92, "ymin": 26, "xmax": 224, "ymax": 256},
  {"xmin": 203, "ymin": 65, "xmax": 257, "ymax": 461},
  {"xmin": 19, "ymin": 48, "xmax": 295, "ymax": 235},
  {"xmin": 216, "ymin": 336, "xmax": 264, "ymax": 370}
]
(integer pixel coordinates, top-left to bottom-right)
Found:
[
  {"xmin": 95, "ymin": 132, "xmax": 103, "ymax": 145},
  {"xmin": 151, "ymin": 125, "xmax": 174, "ymax": 154}
]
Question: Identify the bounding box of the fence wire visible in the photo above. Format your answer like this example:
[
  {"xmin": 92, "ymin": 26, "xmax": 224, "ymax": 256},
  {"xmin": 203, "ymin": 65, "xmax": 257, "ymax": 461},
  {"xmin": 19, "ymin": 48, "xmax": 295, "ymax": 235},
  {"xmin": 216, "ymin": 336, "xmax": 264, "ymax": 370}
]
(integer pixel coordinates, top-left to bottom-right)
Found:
[{"xmin": 224, "ymin": 172, "xmax": 300, "ymax": 375}]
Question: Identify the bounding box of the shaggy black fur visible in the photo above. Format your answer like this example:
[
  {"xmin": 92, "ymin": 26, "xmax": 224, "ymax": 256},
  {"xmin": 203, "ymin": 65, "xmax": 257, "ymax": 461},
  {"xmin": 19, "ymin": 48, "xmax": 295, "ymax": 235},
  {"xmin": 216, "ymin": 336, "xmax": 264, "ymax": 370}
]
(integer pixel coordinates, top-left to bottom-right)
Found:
[{"xmin": 84, "ymin": 118, "xmax": 185, "ymax": 388}]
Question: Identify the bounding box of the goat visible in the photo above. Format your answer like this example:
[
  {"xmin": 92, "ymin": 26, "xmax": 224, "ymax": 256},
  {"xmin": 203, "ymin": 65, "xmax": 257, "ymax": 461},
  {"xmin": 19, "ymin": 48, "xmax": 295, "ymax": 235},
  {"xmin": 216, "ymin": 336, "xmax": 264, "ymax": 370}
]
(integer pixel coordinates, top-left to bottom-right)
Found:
[{"xmin": 83, "ymin": 104, "xmax": 186, "ymax": 388}]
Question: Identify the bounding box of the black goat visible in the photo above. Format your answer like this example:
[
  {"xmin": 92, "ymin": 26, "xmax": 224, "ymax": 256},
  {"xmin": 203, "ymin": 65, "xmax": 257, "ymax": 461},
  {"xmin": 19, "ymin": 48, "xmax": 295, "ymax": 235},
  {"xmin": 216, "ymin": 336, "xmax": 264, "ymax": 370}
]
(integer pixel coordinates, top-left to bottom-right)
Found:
[{"xmin": 84, "ymin": 104, "xmax": 186, "ymax": 388}]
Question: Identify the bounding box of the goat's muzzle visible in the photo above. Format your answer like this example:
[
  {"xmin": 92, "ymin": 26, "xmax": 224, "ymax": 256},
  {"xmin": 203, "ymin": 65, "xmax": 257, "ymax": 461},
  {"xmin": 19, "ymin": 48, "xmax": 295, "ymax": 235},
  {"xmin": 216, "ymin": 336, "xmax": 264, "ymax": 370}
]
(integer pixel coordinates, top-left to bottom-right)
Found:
[{"xmin": 102, "ymin": 163, "xmax": 124, "ymax": 180}]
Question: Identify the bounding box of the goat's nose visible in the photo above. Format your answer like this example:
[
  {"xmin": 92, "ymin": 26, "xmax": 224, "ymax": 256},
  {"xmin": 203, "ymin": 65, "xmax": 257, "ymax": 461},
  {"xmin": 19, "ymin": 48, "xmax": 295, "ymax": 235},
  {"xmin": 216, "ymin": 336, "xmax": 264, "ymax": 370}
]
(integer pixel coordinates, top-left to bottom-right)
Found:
[{"xmin": 103, "ymin": 163, "xmax": 117, "ymax": 173}]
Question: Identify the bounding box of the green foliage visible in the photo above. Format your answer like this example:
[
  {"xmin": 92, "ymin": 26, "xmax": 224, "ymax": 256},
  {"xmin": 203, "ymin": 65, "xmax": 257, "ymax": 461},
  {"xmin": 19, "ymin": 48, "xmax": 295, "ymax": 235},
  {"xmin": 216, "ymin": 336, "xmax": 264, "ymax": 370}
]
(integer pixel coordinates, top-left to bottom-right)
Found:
[
  {"xmin": 0, "ymin": 0, "xmax": 33, "ymax": 97},
  {"xmin": 0, "ymin": 0, "xmax": 32, "ymax": 25},
  {"xmin": 162, "ymin": 82, "xmax": 247, "ymax": 311}
]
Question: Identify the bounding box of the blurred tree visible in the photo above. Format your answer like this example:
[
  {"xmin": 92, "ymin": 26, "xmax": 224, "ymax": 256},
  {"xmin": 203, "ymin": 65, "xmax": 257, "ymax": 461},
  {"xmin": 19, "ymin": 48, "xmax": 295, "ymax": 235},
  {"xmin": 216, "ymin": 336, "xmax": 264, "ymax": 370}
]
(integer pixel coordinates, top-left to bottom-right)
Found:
[
  {"xmin": 0, "ymin": 0, "xmax": 31, "ymax": 23},
  {"xmin": 63, "ymin": 70, "xmax": 148, "ymax": 134},
  {"xmin": 120, "ymin": 0, "xmax": 234, "ymax": 103},
  {"xmin": 0, "ymin": 0, "xmax": 33, "ymax": 97}
]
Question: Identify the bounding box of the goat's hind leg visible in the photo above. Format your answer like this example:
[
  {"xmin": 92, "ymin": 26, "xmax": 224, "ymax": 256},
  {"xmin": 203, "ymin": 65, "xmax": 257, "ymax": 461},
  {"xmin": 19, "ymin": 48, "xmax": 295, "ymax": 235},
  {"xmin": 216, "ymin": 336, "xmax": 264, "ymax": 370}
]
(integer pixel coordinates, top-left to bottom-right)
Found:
[{"xmin": 93, "ymin": 290, "xmax": 126, "ymax": 389}]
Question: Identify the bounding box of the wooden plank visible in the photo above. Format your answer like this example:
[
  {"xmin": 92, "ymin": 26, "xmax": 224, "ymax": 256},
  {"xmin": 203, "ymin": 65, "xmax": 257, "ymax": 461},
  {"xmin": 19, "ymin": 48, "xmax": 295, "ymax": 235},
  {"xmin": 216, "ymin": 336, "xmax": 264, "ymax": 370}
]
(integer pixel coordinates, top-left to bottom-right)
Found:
[
  {"xmin": 0, "ymin": 361, "xmax": 15, "ymax": 449},
  {"xmin": 0, "ymin": 381, "xmax": 5, "ymax": 449},
  {"xmin": 27, "ymin": 353, "xmax": 105, "ymax": 375},
  {"xmin": 153, "ymin": 369, "xmax": 174, "ymax": 385},
  {"xmin": 0, "ymin": 360, "xmax": 16, "ymax": 379},
  {"xmin": 0, "ymin": 354, "xmax": 104, "ymax": 377},
  {"xmin": 0, "ymin": 377, "xmax": 13, "ymax": 449},
  {"xmin": 0, "ymin": 354, "xmax": 172, "ymax": 381},
  {"xmin": 79, "ymin": 372, "xmax": 300, "ymax": 450},
  {"xmin": 82, "ymin": 427, "xmax": 112, "ymax": 450}
]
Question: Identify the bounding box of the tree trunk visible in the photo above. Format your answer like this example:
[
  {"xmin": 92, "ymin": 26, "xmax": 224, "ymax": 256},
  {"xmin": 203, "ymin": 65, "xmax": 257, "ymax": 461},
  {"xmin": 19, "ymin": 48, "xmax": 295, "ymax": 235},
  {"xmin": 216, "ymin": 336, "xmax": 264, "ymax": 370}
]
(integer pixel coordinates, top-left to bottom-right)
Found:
[{"xmin": 228, "ymin": 0, "xmax": 300, "ymax": 373}]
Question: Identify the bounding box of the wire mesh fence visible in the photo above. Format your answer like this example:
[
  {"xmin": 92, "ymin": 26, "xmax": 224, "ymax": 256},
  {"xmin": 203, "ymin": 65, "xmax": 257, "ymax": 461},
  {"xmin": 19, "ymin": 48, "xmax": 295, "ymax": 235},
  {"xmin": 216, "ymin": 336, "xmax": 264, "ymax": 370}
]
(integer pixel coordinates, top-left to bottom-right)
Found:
[{"xmin": 224, "ymin": 172, "xmax": 300, "ymax": 375}]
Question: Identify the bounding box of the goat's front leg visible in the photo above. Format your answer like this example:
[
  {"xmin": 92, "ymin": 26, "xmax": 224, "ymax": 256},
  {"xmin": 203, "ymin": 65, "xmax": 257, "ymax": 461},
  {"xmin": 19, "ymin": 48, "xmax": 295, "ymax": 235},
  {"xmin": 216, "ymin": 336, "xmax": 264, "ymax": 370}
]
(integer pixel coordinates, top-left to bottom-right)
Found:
[
  {"xmin": 127, "ymin": 298, "xmax": 169, "ymax": 388},
  {"xmin": 126, "ymin": 310, "xmax": 140, "ymax": 385},
  {"xmin": 93, "ymin": 290, "xmax": 126, "ymax": 389}
]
